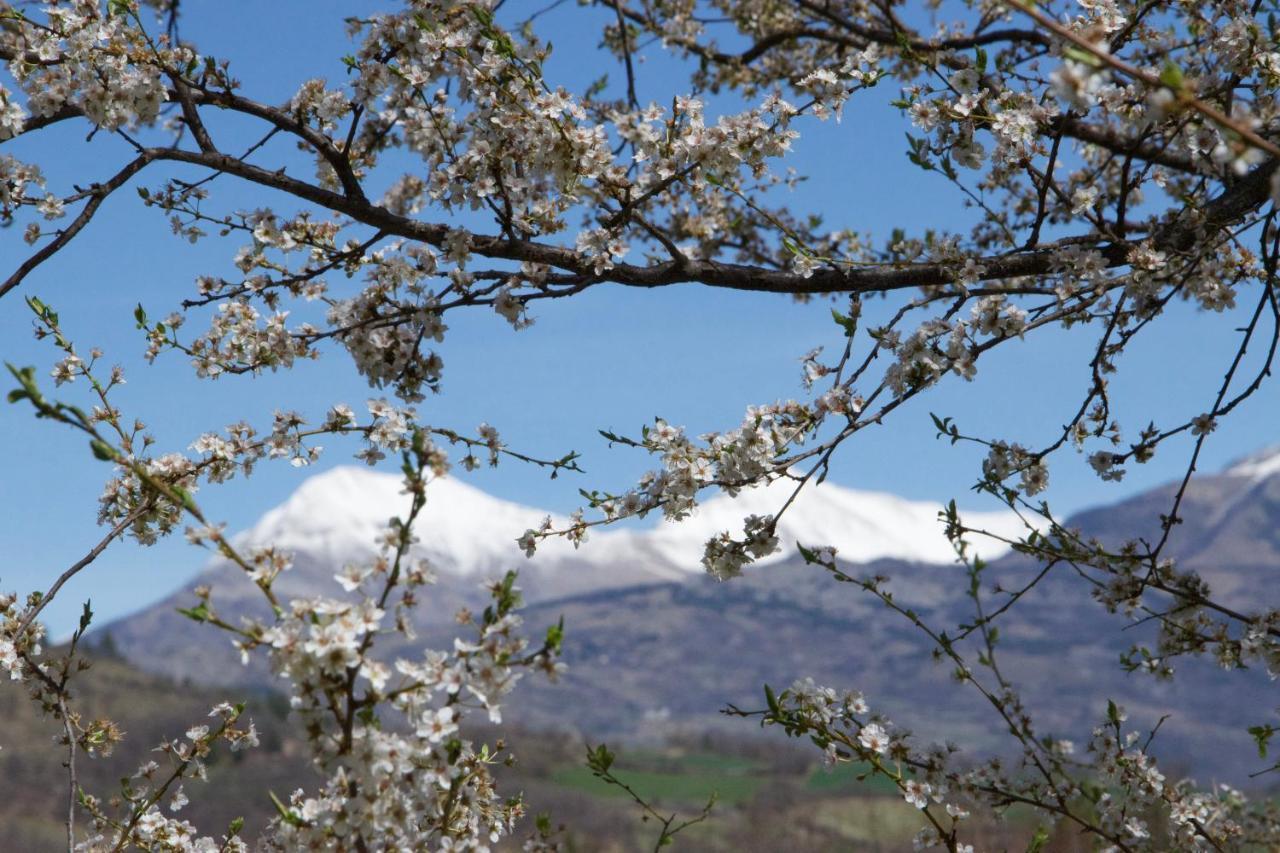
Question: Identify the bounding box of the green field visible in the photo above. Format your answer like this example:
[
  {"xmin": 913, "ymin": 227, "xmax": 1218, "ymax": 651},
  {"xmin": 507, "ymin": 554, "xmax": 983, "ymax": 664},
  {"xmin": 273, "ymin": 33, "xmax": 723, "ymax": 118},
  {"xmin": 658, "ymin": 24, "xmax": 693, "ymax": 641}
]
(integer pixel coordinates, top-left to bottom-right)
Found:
[
  {"xmin": 550, "ymin": 749, "xmax": 903, "ymax": 807},
  {"xmin": 550, "ymin": 753, "xmax": 763, "ymax": 805},
  {"xmin": 807, "ymin": 760, "xmax": 903, "ymax": 796}
]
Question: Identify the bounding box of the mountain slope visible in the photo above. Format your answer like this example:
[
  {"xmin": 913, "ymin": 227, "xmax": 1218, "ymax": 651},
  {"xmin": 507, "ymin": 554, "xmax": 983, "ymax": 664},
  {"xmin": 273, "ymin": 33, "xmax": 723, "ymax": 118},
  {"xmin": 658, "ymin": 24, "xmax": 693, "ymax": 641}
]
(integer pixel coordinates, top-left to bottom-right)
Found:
[
  {"xmin": 501, "ymin": 560, "xmax": 1273, "ymax": 781},
  {"xmin": 95, "ymin": 465, "xmax": 1026, "ymax": 683},
  {"xmin": 1059, "ymin": 447, "xmax": 1280, "ymax": 609},
  {"xmin": 91, "ymin": 454, "xmax": 1280, "ymax": 783}
]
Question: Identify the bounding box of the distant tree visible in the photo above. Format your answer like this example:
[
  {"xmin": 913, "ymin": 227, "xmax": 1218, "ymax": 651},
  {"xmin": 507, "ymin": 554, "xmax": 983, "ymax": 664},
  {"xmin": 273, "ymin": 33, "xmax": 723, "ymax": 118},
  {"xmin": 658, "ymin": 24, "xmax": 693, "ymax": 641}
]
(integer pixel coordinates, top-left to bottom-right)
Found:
[{"xmin": 2, "ymin": 0, "xmax": 1279, "ymax": 850}]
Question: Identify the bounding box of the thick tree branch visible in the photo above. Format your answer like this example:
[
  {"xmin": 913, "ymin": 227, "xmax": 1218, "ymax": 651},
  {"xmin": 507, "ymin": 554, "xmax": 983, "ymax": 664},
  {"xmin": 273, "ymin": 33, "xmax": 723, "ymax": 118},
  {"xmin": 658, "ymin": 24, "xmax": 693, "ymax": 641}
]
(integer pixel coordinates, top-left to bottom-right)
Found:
[
  {"xmin": 144, "ymin": 145, "xmax": 1275, "ymax": 297},
  {"xmin": 1052, "ymin": 115, "xmax": 1201, "ymax": 174},
  {"xmin": 611, "ymin": 1, "xmax": 1049, "ymax": 67},
  {"xmin": 189, "ymin": 86, "xmax": 368, "ymax": 202},
  {"xmin": 0, "ymin": 153, "xmax": 153, "ymax": 300}
]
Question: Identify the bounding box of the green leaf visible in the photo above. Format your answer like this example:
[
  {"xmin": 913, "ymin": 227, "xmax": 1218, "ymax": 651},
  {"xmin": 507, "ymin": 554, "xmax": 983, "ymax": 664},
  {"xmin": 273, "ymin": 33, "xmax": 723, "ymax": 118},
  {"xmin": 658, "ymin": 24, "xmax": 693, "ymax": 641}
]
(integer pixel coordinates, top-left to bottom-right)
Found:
[
  {"xmin": 268, "ymin": 791, "xmax": 302, "ymax": 826},
  {"xmin": 893, "ymin": 29, "xmax": 913, "ymax": 56},
  {"xmin": 587, "ymin": 742, "xmax": 615, "ymax": 773},
  {"xmin": 830, "ymin": 308, "xmax": 856, "ymax": 336},
  {"xmin": 8, "ymin": 364, "xmax": 42, "ymax": 407},
  {"xmin": 764, "ymin": 684, "xmax": 780, "ymax": 714},
  {"xmin": 177, "ymin": 602, "xmax": 210, "ymax": 623},
  {"xmin": 545, "ymin": 617, "xmax": 564, "ymax": 653},
  {"xmin": 1062, "ymin": 45, "xmax": 1103, "ymax": 68},
  {"xmin": 1159, "ymin": 61, "xmax": 1184, "ymax": 90},
  {"xmin": 169, "ymin": 484, "xmax": 199, "ymax": 512},
  {"xmin": 89, "ymin": 439, "xmax": 117, "ymax": 462},
  {"xmin": 1248, "ymin": 724, "xmax": 1276, "ymax": 758},
  {"xmin": 76, "ymin": 600, "xmax": 94, "ymax": 636},
  {"xmin": 1026, "ymin": 825, "xmax": 1051, "ymax": 853},
  {"xmin": 467, "ymin": 5, "xmax": 494, "ymax": 27}
]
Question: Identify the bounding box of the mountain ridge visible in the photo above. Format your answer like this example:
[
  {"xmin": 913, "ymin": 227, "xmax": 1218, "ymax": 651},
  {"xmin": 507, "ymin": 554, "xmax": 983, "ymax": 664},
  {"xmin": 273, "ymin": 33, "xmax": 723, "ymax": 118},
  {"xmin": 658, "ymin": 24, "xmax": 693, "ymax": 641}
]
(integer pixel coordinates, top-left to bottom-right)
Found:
[
  {"xmin": 229, "ymin": 463, "xmax": 1031, "ymax": 579},
  {"xmin": 91, "ymin": 449, "xmax": 1280, "ymax": 783}
]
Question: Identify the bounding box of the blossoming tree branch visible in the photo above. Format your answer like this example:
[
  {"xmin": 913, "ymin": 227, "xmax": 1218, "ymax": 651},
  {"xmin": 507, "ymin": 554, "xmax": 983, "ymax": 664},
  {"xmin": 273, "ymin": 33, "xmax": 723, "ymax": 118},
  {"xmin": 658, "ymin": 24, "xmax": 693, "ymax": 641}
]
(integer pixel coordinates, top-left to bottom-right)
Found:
[{"xmin": 2, "ymin": 0, "xmax": 1279, "ymax": 849}]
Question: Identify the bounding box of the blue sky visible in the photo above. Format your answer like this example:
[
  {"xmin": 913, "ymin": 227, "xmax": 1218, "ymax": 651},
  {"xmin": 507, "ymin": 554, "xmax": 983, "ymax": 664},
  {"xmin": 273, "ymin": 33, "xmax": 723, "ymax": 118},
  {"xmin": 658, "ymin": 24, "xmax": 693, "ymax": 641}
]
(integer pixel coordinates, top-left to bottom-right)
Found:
[{"xmin": 2, "ymin": 2, "xmax": 1277, "ymax": 637}]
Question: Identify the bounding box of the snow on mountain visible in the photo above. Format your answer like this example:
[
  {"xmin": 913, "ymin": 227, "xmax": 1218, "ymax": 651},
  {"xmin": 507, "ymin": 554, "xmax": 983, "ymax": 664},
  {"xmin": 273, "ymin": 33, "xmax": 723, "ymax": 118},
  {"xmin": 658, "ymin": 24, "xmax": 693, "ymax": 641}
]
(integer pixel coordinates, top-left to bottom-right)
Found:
[
  {"xmin": 232, "ymin": 465, "xmax": 1026, "ymax": 578},
  {"xmin": 1223, "ymin": 445, "xmax": 1280, "ymax": 481},
  {"xmin": 638, "ymin": 477, "xmax": 1027, "ymax": 569},
  {"xmin": 235, "ymin": 466, "xmax": 570, "ymax": 576}
]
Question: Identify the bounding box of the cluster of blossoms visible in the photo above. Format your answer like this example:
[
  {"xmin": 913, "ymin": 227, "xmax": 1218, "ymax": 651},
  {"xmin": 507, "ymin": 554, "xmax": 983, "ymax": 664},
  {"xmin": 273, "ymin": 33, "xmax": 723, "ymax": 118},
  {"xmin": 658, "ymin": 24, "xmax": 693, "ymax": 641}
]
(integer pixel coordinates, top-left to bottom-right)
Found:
[
  {"xmin": 4, "ymin": 371, "xmax": 564, "ymax": 849},
  {"xmin": 534, "ymin": 399, "xmax": 836, "ymax": 574},
  {"xmin": 702, "ymin": 513, "xmax": 780, "ymax": 580},
  {"xmin": 883, "ymin": 317, "xmax": 975, "ymax": 393},
  {"xmin": 1, "ymin": 0, "xmax": 175, "ymax": 132},
  {"xmin": 102, "ymin": 394, "xmax": 494, "ymax": 548},
  {"xmin": 0, "ymin": 84, "xmax": 23, "ymax": 138},
  {"xmin": 1097, "ymin": 554, "xmax": 1280, "ymax": 677},
  {"xmin": 0, "ymin": 536, "xmax": 264, "ymax": 849},
  {"xmin": 182, "ymin": 299, "xmax": 317, "ymax": 379},
  {"xmin": 0, "ymin": 592, "xmax": 42, "ymax": 682},
  {"xmin": 796, "ymin": 44, "xmax": 883, "ymax": 122},
  {"xmin": 895, "ymin": 0, "xmax": 1273, "ymax": 195},
  {"xmin": 767, "ymin": 678, "xmax": 978, "ymax": 852},
  {"xmin": 771, "ymin": 671, "xmax": 1280, "ymax": 851},
  {"xmin": 99, "ymin": 0, "xmax": 845, "ymax": 406},
  {"xmin": 790, "ymin": 540, "xmax": 1280, "ymax": 848},
  {"xmin": 345, "ymin": 12, "xmax": 612, "ymax": 232},
  {"xmin": 76, "ymin": 703, "xmax": 260, "ymax": 852},
  {"xmin": 228, "ymin": 566, "xmax": 564, "ymax": 849},
  {"xmin": 97, "ymin": 451, "xmax": 199, "ymax": 545},
  {"xmin": 1080, "ymin": 703, "xmax": 1275, "ymax": 850},
  {"xmin": 584, "ymin": 406, "xmax": 818, "ymax": 525},
  {"xmin": 931, "ymin": 411, "xmax": 1280, "ymax": 690},
  {"xmin": 0, "ymin": 153, "xmax": 50, "ymax": 223},
  {"xmin": 982, "ymin": 441, "xmax": 1050, "ymax": 496},
  {"xmin": 321, "ymin": 250, "xmax": 449, "ymax": 402}
]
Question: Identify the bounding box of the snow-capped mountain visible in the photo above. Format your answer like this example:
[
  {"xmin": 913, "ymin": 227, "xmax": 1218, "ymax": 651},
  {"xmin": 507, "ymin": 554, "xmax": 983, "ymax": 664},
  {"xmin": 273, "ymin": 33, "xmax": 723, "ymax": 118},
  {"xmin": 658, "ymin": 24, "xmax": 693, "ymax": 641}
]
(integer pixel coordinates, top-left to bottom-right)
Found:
[
  {"xmin": 1223, "ymin": 444, "xmax": 1280, "ymax": 481},
  {"xmin": 90, "ymin": 464, "xmax": 1027, "ymax": 684},
  {"xmin": 235, "ymin": 466, "xmax": 575, "ymax": 578},
  {"xmin": 230, "ymin": 464, "xmax": 1027, "ymax": 579},
  {"xmin": 92, "ymin": 449, "xmax": 1280, "ymax": 783}
]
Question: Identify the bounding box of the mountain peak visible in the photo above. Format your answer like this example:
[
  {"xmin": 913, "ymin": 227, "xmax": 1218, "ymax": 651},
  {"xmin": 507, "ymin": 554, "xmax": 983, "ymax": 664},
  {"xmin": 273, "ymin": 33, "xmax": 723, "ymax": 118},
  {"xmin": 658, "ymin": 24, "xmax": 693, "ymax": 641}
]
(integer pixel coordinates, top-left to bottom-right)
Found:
[
  {"xmin": 235, "ymin": 465, "xmax": 560, "ymax": 572},
  {"xmin": 1223, "ymin": 445, "xmax": 1280, "ymax": 481}
]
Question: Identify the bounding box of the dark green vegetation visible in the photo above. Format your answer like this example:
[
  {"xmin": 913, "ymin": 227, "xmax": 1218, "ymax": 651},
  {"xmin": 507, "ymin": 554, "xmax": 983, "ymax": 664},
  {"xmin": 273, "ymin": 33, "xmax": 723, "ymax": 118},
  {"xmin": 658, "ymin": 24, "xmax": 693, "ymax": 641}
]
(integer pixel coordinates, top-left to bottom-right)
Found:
[
  {"xmin": 0, "ymin": 647, "xmax": 1203, "ymax": 851},
  {"xmin": 0, "ymin": 650, "xmax": 303, "ymax": 851}
]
